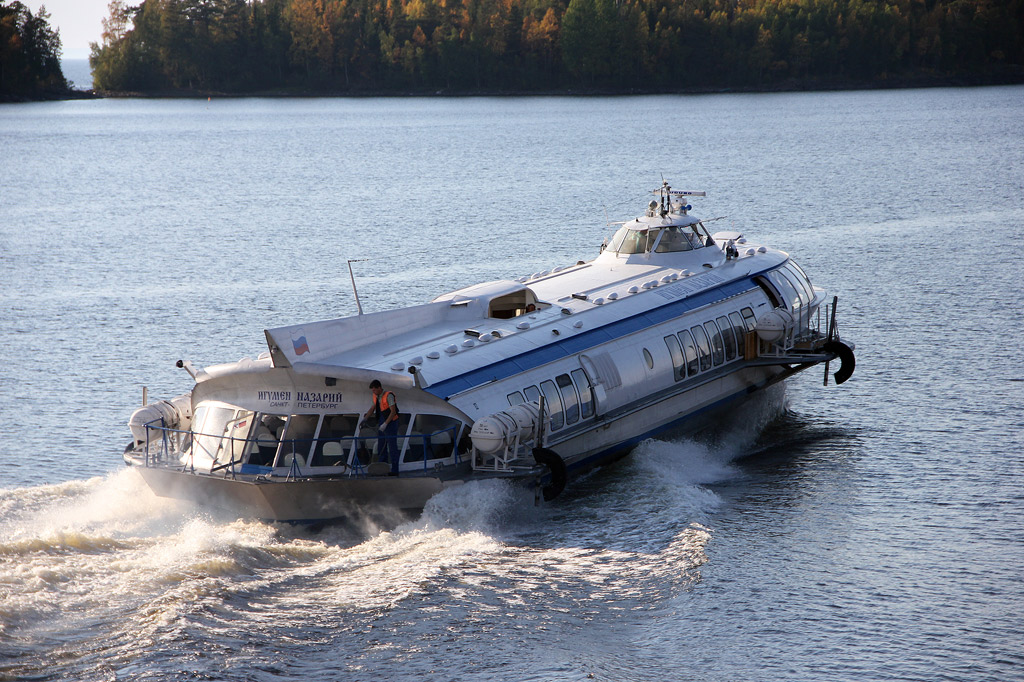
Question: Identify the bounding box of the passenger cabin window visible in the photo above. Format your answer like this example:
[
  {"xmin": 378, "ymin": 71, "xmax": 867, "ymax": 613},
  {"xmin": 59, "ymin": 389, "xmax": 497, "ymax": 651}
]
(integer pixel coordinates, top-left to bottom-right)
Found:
[
  {"xmin": 275, "ymin": 414, "xmax": 319, "ymax": 467},
  {"xmin": 729, "ymin": 312, "xmax": 747, "ymax": 357},
  {"xmin": 780, "ymin": 268, "xmax": 810, "ymax": 309},
  {"xmin": 523, "ymin": 385, "xmax": 542, "ymax": 404},
  {"xmin": 767, "ymin": 269, "xmax": 802, "ymax": 312},
  {"xmin": 571, "ymin": 369, "xmax": 594, "ymax": 418},
  {"xmin": 789, "ymin": 260, "xmax": 813, "ymax": 289},
  {"xmin": 354, "ymin": 413, "xmax": 411, "ymax": 467},
  {"xmin": 643, "ymin": 348, "xmax": 654, "ymax": 370},
  {"xmin": 556, "ymin": 374, "xmax": 580, "ymax": 425},
  {"xmin": 403, "ymin": 414, "xmax": 461, "ymax": 463},
  {"xmin": 783, "ymin": 263, "xmax": 814, "ymax": 304},
  {"xmin": 679, "ymin": 329, "xmax": 700, "ymax": 376},
  {"xmin": 309, "ymin": 413, "xmax": 360, "ymax": 467},
  {"xmin": 507, "ymin": 391, "xmax": 525, "ymax": 407},
  {"xmin": 540, "ymin": 380, "xmax": 564, "ymax": 430},
  {"xmin": 717, "ymin": 315, "xmax": 737, "ymax": 361},
  {"xmin": 225, "ymin": 412, "xmax": 255, "ymax": 463},
  {"xmin": 665, "ymin": 335, "xmax": 685, "ymax": 381},
  {"xmin": 705, "ymin": 321, "xmax": 725, "ymax": 366},
  {"xmin": 691, "ymin": 325, "xmax": 713, "ymax": 371},
  {"xmin": 193, "ymin": 406, "xmax": 235, "ymax": 464},
  {"xmin": 249, "ymin": 414, "xmax": 282, "ymax": 466},
  {"xmin": 741, "ymin": 307, "xmax": 757, "ymax": 331},
  {"xmin": 754, "ymin": 276, "xmax": 783, "ymax": 308},
  {"xmin": 237, "ymin": 411, "xmax": 464, "ymax": 470}
]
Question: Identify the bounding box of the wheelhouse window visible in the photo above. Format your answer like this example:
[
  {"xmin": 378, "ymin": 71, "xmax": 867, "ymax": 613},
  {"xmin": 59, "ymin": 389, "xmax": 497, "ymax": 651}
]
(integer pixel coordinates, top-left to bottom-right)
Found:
[
  {"xmin": 610, "ymin": 227, "xmax": 652, "ymax": 254},
  {"xmin": 610, "ymin": 223, "xmax": 708, "ymax": 255},
  {"xmin": 653, "ymin": 226, "xmax": 695, "ymax": 253}
]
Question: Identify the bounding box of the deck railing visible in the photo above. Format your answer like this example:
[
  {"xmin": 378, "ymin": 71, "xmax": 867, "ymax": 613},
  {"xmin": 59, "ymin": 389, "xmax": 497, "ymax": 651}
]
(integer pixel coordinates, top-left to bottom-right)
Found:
[{"xmin": 756, "ymin": 297, "xmax": 840, "ymax": 358}]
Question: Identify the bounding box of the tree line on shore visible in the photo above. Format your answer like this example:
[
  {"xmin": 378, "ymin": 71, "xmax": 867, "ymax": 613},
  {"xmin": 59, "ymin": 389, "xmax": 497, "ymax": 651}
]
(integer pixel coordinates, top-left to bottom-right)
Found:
[
  {"xmin": 1, "ymin": 1, "xmax": 69, "ymax": 97},
  {"xmin": 87, "ymin": 0, "xmax": 1023, "ymax": 93}
]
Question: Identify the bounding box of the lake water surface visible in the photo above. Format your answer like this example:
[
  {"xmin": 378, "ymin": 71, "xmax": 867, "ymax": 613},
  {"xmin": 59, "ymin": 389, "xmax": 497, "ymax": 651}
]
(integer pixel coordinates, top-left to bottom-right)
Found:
[{"xmin": 1, "ymin": 88, "xmax": 1022, "ymax": 681}]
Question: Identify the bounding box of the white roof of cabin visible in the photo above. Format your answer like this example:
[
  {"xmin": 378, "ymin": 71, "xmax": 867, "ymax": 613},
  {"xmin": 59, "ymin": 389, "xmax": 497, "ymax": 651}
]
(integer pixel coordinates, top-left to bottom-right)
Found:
[{"xmin": 260, "ymin": 223, "xmax": 788, "ymax": 394}]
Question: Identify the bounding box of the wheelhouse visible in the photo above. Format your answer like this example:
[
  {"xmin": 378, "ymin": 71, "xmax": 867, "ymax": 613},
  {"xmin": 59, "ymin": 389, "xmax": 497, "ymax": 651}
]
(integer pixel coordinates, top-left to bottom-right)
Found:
[{"xmin": 606, "ymin": 221, "xmax": 714, "ymax": 255}]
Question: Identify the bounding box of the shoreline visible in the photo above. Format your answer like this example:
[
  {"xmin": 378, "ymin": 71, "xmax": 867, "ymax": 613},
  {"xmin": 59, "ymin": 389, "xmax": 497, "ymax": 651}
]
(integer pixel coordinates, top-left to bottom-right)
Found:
[{"xmin": 5, "ymin": 70, "xmax": 1023, "ymax": 103}]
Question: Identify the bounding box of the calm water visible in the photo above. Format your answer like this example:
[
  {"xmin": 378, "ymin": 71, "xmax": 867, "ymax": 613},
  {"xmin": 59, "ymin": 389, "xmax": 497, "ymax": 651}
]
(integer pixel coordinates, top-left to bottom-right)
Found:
[
  {"xmin": 1, "ymin": 89, "xmax": 1022, "ymax": 681},
  {"xmin": 61, "ymin": 59, "xmax": 92, "ymax": 91}
]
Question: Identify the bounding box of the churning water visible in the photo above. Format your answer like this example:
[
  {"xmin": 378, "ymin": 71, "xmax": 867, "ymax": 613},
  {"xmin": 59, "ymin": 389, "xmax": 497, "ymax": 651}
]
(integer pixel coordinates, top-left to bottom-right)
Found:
[{"xmin": 1, "ymin": 87, "xmax": 1022, "ymax": 680}]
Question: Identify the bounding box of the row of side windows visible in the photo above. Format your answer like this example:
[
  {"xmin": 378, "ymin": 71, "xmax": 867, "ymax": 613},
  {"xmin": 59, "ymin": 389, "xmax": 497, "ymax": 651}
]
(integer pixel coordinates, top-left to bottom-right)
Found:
[
  {"xmin": 506, "ymin": 368, "xmax": 595, "ymax": 431},
  {"xmin": 663, "ymin": 306, "xmax": 757, "ymax": 381}
]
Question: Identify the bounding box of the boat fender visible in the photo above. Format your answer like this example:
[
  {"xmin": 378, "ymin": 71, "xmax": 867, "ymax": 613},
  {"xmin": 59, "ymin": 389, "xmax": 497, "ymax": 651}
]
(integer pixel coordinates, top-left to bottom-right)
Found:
[
  {"xmin": 823, "ymin": 340, "xmax": 856, "ymax": 385},
  {"xmin": 532, "ymin": 447, "xmax": 567, "ymax": 501}
]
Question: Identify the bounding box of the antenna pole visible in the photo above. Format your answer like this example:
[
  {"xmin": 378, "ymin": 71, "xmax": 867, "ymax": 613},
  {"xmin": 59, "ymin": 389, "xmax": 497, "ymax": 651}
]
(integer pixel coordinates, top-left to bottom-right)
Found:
[{"xmin": 347, "ymin": 259, "xmax": 365, "ymax": 315}]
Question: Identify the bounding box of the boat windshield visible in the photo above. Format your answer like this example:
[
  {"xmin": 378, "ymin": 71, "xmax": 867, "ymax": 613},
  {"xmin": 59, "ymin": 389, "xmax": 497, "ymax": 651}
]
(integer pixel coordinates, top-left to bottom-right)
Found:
[
  {"xmin": 609, "ymin": 223, "xmax": 706, "ymax": 254},
  {"xmin": 654, "ymin": 226, "xmax": 702, "ymax": 252}
]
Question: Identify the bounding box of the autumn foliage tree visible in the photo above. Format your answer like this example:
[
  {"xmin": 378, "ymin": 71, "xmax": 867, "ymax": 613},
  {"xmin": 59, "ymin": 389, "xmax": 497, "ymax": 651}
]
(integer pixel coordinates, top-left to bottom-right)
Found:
[
  {"xmin": 1, "ymin": 1, "xmax": 68, "ymax": 97},
  {"xmin": 88, "ymin": 0, "xmax": 1024, "ymax": 93}
]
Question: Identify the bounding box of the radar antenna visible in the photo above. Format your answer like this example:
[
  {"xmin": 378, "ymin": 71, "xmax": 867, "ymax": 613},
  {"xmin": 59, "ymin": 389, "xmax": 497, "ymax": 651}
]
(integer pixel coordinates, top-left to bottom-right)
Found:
[{"xmin": 651, "ymin": 180, "xmax": 706, "ymax": 215}]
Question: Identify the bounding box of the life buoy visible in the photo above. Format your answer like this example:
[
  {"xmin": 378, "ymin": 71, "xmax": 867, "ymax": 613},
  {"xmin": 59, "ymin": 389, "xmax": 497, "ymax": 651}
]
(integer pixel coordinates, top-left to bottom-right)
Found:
[
  {"xmin": 823, "ymin": 340, "xmax": 856, "ymax": 385},
  {"xmin": 532, "ymin": 447, "xmax": 567, "ymax": 501}
]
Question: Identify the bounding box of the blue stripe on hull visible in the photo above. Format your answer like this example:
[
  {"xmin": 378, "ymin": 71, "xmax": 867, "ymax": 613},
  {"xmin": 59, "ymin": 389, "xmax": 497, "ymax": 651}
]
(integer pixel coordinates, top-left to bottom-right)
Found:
[{"xmin": 426, "ymin": 271, "xmax": 770, "ymax": 399}]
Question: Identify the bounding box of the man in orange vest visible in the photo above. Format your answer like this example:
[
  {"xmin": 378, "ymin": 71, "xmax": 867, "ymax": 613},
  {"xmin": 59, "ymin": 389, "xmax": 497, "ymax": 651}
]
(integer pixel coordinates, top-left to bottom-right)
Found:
[{"xmin": 364, "ymin": 379, "xmax": 399, "ymax": 474}]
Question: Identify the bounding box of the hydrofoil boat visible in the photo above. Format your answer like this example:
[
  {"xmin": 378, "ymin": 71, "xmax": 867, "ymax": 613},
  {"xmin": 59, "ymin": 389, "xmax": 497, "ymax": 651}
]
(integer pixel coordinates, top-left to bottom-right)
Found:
[{"xmin": 123, "ymin": 182, "xmax": 855, "ymax": 523}]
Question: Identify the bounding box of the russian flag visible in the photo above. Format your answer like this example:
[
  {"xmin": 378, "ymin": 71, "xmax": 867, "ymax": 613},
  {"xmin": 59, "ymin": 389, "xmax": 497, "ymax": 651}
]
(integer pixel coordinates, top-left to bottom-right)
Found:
[{"xmin": 292, "ymin": 335, "xmax": 310, "ymax": 356}]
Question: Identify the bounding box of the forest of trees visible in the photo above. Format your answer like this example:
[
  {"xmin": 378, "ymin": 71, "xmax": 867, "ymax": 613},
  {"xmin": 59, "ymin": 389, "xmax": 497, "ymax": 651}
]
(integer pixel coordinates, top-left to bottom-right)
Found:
[
  {"xmin": 1, "ymin": 1, "xmax": 69, "ymax": 97},
  {"xmin": 88, "ymin": 0, "xmax": 1024, "ymax": 93}
]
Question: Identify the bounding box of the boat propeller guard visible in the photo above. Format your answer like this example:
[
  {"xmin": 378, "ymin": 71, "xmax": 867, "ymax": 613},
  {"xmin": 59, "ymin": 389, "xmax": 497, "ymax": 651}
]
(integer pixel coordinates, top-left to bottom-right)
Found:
[
  {"xmin": 532, "ymin": 447, "xmax": 567, "ymax": 501},
  {"xmin": 823, "ymin": 340, "xmax": 856, "ymax": 385}
]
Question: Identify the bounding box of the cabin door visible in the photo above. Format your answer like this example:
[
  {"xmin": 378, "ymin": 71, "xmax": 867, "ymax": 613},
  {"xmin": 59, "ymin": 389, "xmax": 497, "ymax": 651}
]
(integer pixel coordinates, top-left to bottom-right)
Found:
[{"xmin": 579, "ymin": 353, "xmax": 619, "ymax": 417}]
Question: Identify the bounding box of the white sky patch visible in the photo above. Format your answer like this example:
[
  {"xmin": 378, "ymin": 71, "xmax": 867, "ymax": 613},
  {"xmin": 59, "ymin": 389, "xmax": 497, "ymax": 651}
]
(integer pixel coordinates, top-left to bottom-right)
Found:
[{"xmin": 23, "ymin": 0, "xmax": 109, "ymax": 58}]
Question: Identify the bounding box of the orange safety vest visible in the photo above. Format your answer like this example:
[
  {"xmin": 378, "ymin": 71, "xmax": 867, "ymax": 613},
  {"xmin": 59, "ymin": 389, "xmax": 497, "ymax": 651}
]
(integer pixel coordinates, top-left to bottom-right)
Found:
[{"xmin": 373, "ymin": 391, "xmax": 397, "ymax": 418}]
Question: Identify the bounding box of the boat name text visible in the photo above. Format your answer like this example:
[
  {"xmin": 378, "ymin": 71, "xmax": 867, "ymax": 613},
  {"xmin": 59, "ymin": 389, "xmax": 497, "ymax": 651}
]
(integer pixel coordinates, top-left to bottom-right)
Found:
[{"xmin": 256, "ymin": 390, "xmax": 344, "ymax": 410}]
